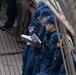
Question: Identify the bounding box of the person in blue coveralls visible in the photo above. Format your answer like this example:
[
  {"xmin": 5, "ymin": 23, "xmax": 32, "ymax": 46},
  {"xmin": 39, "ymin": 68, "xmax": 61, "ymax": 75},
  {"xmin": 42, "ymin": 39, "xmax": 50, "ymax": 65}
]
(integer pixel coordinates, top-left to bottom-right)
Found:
[
  {"xmin": 36, "ymin": 15, "xmax": 63, "ymax": 75},
  {"xmin": 43, "ymin": 15, "xmax": 63, "ymax": 75},
  {"xmin": 28, "ymin": 8, "xmax": 42, "ymax": 34},
  {"xmin": 23, "ymin": 8, "xmax": 52, "ymax": 75},
  {"xmin": 22, "ymin": 8, "xmax": 41, "ymax": 75},
  {"xmin": 32, "ymin": 10, "xmax": 53, "ymax": 75},
  {"xmin": 0, "ymin": 0, "xmax": 17, "ymax": 31},
  {"xmin": 28, "ymin": 1, "xmax": 50, "ymax": 34},
  {"xmin": 22, "ymin": 2, "xmax": 47, "ymax": 75}
]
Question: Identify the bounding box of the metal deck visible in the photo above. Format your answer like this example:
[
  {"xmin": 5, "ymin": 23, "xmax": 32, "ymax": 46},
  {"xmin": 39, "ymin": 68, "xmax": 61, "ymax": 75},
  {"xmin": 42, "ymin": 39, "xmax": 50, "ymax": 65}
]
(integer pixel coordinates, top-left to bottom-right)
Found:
[{"xmin": 0, "ymin": 3, "xmax": 23, "ymax": 75}]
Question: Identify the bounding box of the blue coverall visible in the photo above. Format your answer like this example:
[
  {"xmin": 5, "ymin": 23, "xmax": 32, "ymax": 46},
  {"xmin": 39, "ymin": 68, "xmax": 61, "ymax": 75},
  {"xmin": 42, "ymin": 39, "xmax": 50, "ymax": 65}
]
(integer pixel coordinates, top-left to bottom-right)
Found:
[
  {"xmin": 32, "ymin": 31, "xmax": 51, "ymax": 75},
  {"xmin": 24, "ymin": 25, "xmax": 46, "ymax": 75},
  {"xmin": 22, "ymin": 8, "xmax": 41, "ymax": 74},
  {"xmin": 34, "ymin": 31, "xmax": 62, "ymax": 75},
  {"xmin": 22, "ymin": 20, "xmax": 41, "ymax": 74}
]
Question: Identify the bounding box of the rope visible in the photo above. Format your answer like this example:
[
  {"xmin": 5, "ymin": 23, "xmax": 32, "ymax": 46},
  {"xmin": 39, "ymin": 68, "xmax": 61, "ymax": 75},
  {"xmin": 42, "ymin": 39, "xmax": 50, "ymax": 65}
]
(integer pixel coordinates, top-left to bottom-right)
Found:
[{"xmin": 54, "ymin": 16, "xmax": 69, "ymax": 75}]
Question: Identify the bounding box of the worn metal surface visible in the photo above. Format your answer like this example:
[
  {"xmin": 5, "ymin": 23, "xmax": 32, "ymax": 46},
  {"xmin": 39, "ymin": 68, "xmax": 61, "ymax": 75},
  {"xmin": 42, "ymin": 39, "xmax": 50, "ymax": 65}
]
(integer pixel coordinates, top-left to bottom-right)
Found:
[{"xmin": 0, "ymin": 4, "xmax": 23, "ymax": 75}]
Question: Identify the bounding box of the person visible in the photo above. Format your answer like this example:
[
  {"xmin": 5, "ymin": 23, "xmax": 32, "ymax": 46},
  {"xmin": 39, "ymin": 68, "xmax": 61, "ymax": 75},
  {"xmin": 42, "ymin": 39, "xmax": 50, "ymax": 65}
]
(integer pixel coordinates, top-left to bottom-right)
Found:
[
  {"xmin": 43, "ymin": 16, "xmax": 63, "ymax": 75},
  {"xmin": 22, "ymin": 8, "xmax": 41, "ymax": 75},
  {"xmin": 35, "ymin": 15, "xmax": 62, "ymax": 75},
  {"xmin": 28, "ymin": 8, "xmax": 42, "ymax": 34},
  {"xmin": 32, "ymin": 9, "xmax": 53, "ymax": 75},
  {"xmin": 0, "ymin": 0, "xmax": 17, "ymax": 31},
  {"xmin": 22, "ymin": 2, "xmax": 48, "ymax": 75},
  {"xmin": 23, "ymin": 8, "xmax": 52, "ymax": 75},
  {"xmin": 42, "ymin": 15, "xmax": 63, "ymax": 75}
]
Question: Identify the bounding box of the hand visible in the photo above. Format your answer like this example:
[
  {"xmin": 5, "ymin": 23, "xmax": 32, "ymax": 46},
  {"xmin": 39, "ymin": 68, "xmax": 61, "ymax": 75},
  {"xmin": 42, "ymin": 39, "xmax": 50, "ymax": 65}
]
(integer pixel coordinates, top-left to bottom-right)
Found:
[
  {"xmin": 56, "ymin": 39, "xmax": 62, "ymax": 48},
  {"xmin": 29, "ymin": 26, "xmax": 35, "ymax": 33},
  {"xmin": 28, "ymin": 41, "xmax": 33, "ymax": 45},
  {"xmin": 56, "ymin": 43, "xmax": 60, "ymax": 48},
  {"xmin": 29, "ymin": 28, "xmax": 34, "ymax": 33}
]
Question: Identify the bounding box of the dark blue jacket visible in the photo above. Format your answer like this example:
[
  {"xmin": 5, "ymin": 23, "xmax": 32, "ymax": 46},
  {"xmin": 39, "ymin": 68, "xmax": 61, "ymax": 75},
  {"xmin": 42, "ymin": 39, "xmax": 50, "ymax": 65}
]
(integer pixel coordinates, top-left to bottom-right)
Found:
[
  {"xmin": 28, "ymin": 19, "xmax": 41, "ymax": 36},
  {"xmin": 41, "ymin": 31, "xmax": 62, "ymax": 60}
]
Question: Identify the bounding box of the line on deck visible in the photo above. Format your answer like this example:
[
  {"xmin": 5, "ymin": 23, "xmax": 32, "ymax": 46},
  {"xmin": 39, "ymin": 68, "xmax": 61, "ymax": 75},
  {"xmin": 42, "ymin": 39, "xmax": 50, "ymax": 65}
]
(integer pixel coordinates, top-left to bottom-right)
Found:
[{"xmin": 0, "ymin": 51, "xmax": 23, "ymax": 57}]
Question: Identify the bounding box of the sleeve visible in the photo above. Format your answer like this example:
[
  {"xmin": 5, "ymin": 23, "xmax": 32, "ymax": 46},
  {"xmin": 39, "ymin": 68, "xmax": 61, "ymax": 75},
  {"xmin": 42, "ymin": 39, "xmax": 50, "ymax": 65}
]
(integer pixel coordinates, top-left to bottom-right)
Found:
[
  {"xmin": 28, "ymin": 19, "xmax": 36, "ymax": 32},
  {"xmin": 47, "ymin": 33, "xmax": 62, "ymax": 59},
  {"xmin": 52, "ymin": 33, "xmax": 62, "ymax": 43}
]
